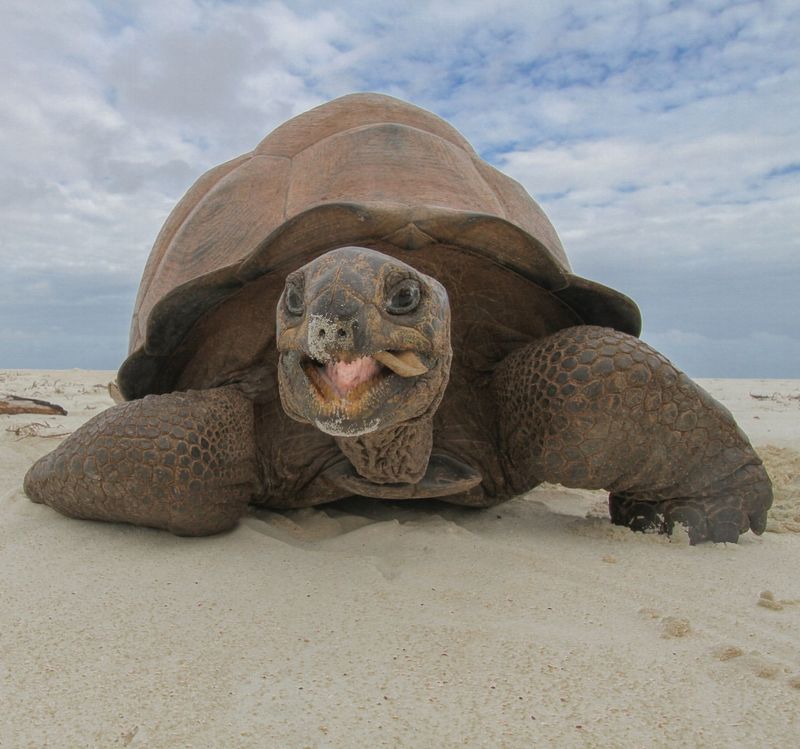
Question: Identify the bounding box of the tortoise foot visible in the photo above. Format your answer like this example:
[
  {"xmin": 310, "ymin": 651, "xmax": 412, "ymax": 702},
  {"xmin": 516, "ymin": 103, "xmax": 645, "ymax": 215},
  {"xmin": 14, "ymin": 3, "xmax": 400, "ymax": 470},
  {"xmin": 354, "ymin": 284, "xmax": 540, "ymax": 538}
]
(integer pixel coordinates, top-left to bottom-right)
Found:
[
  {"xmin": 609, "ymin": 495, "xmax": 723, "ymax": 544},
  {"xmin": 492, "ymin": 326, "xmax": 773, "ymax": 545},
  {"xmin": 610, "ymin": 461, "xmax": 771, "ymax": 544},
  {"xmin": 609, "ymin": 490, "xmax": 767, "ymax": 545},
  {"xmin": 24, "ymin": 387, "xmax": 259, "ymax": 536}
]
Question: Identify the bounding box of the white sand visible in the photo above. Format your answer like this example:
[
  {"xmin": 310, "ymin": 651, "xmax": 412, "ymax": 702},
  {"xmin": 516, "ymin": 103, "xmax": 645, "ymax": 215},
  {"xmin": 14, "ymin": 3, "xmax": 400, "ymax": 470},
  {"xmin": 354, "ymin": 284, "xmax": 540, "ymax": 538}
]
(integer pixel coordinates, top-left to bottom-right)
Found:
[{"xmin": 1, "ymin": 370, "xmax": 798, "ymax": 748}]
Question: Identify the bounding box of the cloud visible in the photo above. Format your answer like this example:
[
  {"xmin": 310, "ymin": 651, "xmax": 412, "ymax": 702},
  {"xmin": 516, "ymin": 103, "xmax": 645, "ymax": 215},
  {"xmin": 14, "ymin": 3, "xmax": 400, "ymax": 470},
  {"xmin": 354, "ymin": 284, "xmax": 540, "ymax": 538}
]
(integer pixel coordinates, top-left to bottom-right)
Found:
[
  {"xmin": 499, "ymin": 130, "xmax": 800, "ymax": 270},
  {"xmin": 0, "ymin": 268, "xmax": 136, "ymax": 369},
  {"xmin": 0, "ymin": 0, "xmax": 797, "ymax": 375},
  {"xmin": 647, "ymin": 329, "xmax": 800, "ymax": 379}
]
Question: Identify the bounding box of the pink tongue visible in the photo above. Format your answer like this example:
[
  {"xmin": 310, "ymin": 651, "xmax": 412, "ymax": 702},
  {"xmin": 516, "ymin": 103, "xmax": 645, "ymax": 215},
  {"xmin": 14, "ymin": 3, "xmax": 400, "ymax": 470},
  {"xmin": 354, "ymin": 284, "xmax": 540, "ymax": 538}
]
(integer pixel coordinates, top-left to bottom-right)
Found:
[{"xmin": 324, "ymin": 356, "xmax": 381, "ymax": 396}]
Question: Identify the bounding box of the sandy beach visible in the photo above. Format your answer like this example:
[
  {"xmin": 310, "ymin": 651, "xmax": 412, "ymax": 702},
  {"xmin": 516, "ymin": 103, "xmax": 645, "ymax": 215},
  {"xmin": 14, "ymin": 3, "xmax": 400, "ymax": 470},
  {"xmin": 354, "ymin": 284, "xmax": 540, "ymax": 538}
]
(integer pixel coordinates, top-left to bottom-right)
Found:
[{"xmin": 1, "ymin": 369, "xmax": 798, "ymax": 748}]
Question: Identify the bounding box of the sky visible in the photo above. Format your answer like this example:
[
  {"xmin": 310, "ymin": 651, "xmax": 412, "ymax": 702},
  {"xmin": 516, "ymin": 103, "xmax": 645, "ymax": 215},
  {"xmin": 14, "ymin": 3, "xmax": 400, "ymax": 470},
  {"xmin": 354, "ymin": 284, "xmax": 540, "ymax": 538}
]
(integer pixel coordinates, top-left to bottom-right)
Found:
[{"xmin": 1, "ymin": 0, "xmax": 798, "ymax": 377}]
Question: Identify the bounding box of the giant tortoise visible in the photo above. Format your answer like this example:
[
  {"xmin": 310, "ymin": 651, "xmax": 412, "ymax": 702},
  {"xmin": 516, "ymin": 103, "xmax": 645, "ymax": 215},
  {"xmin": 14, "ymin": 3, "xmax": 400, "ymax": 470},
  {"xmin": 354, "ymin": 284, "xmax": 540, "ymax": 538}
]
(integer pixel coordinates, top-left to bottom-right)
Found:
[{"xmin": 25, "ymin": 93, "xmax": 772, "ymax": 543}]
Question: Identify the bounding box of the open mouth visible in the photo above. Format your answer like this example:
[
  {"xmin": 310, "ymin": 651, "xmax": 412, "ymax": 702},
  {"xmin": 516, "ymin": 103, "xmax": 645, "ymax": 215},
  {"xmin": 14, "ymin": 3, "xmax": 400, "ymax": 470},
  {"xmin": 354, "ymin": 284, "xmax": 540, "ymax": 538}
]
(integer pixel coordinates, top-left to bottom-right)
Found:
[{"xmin": 301, "ymin": 350, "xmax": 429, "ymax": 405}]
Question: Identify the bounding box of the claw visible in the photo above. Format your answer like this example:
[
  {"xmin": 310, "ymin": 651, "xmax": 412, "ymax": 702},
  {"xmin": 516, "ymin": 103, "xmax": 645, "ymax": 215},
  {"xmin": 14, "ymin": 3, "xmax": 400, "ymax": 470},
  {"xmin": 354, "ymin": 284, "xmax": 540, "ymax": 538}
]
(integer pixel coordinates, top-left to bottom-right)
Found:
[
  {"xmin": 748, "ymin": 508, "xmax": 768, "ymax": 535},
  {"xmin": 664, "ymin": 503, "xmax": 708, "ymax": 545},
  {"xmin": 708, "ymin": 508, "xmax": 746, "ymax": 544}
]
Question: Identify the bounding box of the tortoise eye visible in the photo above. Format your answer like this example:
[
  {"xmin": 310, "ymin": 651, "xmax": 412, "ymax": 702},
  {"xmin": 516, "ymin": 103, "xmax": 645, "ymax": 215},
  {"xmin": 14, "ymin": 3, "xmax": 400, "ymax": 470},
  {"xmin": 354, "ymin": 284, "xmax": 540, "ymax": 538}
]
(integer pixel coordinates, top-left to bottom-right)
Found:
[
  {"xmin": 386, "ymin": 278, "xmax": 421, "ymax": 314},
  {"xmin": 284, "ymin": 282, "xmax": 304, "ymax": 316}
]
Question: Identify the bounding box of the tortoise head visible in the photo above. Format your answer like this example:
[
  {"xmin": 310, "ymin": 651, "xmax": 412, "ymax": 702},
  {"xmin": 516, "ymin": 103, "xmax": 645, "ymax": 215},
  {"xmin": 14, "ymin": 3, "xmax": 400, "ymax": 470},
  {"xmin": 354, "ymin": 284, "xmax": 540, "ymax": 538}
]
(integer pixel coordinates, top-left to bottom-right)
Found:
[{"xmin": 276, "ymin": 247, "xmax": 451, "ymax": 436}]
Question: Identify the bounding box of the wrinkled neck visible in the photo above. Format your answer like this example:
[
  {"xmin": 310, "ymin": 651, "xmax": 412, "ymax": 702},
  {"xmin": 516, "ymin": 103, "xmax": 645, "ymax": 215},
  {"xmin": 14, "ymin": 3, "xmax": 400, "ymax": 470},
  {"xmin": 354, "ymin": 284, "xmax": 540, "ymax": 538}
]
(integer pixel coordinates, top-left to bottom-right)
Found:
[{"xmin": 335, "ymin": 418, "xmax": 433, "ymax": 484}]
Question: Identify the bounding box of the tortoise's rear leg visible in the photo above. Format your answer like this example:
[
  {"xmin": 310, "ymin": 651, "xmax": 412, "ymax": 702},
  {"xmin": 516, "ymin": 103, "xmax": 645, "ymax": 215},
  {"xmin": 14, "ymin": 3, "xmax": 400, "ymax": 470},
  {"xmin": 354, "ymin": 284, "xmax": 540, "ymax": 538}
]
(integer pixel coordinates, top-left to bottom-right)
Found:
[
  {"xmin": 24, "ymin": 387, "xmax": 259, "ymax": 536},
  {"xmin": 492, "ymin": 326, "xmax": 772, "ymax": 544}
]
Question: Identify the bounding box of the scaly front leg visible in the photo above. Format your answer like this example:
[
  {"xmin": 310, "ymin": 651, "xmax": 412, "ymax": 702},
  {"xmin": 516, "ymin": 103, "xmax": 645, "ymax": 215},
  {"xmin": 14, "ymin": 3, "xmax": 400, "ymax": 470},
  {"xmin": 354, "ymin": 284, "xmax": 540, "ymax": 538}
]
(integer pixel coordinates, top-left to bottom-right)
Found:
[
  {"xmin": 492, "ymin": 326, "xmax": 772, "ymax": 544},
  {"xmin": 24, "ymin": 387, "xmax": 259, "ymax": 536}
]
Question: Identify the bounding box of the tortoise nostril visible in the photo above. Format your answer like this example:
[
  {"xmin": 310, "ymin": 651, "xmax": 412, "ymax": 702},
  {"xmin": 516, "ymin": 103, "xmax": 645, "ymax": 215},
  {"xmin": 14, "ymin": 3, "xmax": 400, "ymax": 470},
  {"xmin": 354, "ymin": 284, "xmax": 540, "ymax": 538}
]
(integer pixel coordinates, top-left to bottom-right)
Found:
[
  {"xmin": 337, "ymin": 328, "xmax": 348, "ymax": 338},
  {"xmin": 318, "ymin": 329, "xmax": 326, "ymax": 338}
]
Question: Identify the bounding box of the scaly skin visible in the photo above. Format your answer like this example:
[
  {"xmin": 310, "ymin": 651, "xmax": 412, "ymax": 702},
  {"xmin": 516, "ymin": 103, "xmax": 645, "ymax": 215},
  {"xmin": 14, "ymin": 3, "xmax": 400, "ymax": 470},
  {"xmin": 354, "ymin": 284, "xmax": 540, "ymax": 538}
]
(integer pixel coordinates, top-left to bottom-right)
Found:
[
  {"xmin": 492, "ymin": 325, "xmax": 772, "ymax": 543},
  {"xmin": 23, "ymin": 251, "xmax": 772, "ymax": 543},
  {"xmin": 24, "ymin": 387, "xmax": 259, "ymax": 535}
]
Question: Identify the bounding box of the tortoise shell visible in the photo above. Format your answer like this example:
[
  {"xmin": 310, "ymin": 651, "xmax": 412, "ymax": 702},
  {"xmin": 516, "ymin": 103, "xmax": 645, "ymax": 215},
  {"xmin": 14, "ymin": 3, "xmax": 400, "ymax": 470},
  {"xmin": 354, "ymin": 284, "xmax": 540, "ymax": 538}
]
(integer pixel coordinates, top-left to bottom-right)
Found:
[{"xmin": 119, "ymin": 93, "xmax": 639, "ymax": 399}]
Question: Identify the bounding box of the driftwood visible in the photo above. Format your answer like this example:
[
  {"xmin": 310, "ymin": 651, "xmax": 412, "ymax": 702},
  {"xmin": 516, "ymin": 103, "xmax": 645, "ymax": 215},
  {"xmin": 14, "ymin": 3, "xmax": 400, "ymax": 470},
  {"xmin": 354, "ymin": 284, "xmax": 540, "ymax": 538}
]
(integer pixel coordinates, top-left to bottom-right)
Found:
[
  {"xmin": 6, "ymin": 421, "xmax": 72, "ymax": 440},
  {"xmin": 0, "ymin": 394, "xmax": 68, "ymax": 416}
]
